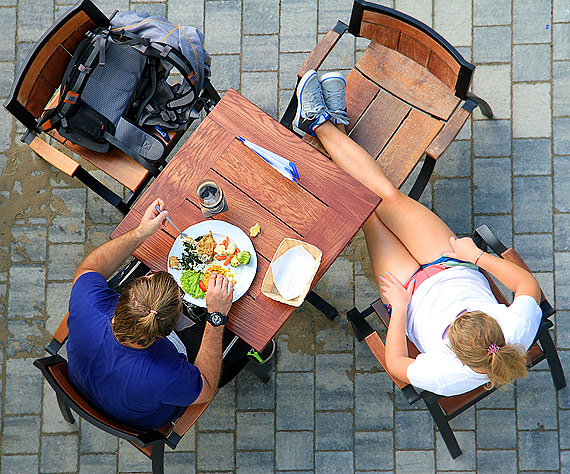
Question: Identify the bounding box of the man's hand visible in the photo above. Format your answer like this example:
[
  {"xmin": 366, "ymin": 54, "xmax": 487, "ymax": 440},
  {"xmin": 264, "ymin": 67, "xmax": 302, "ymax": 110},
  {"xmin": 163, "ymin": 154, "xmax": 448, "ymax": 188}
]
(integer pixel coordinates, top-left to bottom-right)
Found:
[
  {"xmin": 380, "ymin": 271, "xmax": 413, "ymax": 310},
  {"xmin": 445, "ymin": 236, "xmax": 481, "ymax": 263},
  {"xmin": 206, "ymin": 273, "xmax": 234, "ymax": 316},
  {"xmin": 136, "ymin": 198, "xmax": 168, "ymax": 239}
]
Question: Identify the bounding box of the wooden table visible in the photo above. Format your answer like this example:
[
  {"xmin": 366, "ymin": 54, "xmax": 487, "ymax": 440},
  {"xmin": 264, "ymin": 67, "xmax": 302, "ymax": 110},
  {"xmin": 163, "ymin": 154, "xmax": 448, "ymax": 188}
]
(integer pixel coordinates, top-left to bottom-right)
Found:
[{"xmin": 111, "ymin": 89, "xmax": 381, "ymax": 350}]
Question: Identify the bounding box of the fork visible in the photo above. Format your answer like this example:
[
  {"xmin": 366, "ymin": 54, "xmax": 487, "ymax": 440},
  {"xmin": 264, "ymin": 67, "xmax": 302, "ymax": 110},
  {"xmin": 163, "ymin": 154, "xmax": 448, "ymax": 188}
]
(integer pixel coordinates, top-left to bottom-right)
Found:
[{"xmin": 156, "ymin": 205, "xmax": 193, "ymax": 241}]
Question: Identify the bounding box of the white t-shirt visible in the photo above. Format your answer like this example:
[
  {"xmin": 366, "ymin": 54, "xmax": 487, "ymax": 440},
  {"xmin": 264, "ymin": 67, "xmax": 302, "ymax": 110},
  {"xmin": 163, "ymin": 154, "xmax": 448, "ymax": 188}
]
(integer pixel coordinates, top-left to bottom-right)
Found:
[{"xmin": 405, "ymin": 266, "xmax": 542, "ymax": 396}]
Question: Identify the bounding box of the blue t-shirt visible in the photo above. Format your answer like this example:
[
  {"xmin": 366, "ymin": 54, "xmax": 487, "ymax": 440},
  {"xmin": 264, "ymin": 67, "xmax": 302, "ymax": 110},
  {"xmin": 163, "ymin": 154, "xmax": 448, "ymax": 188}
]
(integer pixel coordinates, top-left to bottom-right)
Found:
[{"xmin": 67, "ymin": 272, "xmax": 203, "ymax": 429}]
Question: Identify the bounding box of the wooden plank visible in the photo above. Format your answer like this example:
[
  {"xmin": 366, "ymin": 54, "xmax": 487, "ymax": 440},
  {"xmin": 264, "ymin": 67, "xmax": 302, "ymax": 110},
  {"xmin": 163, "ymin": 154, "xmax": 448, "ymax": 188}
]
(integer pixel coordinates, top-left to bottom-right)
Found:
[
  {"xmin": 362, "ymin": 10, "xmax": 461, "ymax": 76},
  {"xmin": 50, "ymin": 131, "xmax": 151, "ymax": 192},
  {"xmin": 377, "ymin": 108, "xmax": 443, "ymax": 187},
  {"xmin": 168, "ymin": 190, "xmax": 302, "ymax": 263},
  {"xmin": 348, "ymin": 90, "xmax": 410, "ymax": 160},
  {"xmin": 299, "ymin": 29, "xmax": 343, "ymax": 78},
  {"xmin": 356, "ymin": 42, "xmax": 460, "ymax": 121},
  {"xmin": 302, "ymin": 207, "xmax": 364, "ymax": 284},
  {"xmin": 25, "ymin": 75, "xmax": 55, "ymax": 119},
  {"xmin": 359, "ymin": 21, "xmax": 399, "ymax": 50},
  {"xmin": 29, "ymin": 136, "xmax": 80, "ymax": 177},
  {"xmin": 365, "ymin": 332, "xmax": 409, "ymax": 389},
  {"xmin": 427, "ymin": 52, "xmax": 458, "ymax": 91},
  {"xmin": 438, "ymin": 385, "xmax": 488, "ymax": 416},
  {"xmin": 16, "ymin": 14, "xmax": 92, "ymax": 109},
  {"xmin": 398, "ymin": 33, "xmax": 431, "ymax": 67},
  {"xmin": 212, "ymin": 139, "xmax": 326, "ymax": 237},
  {"xmin": 425, "ymin": 106, "xmax": 470, "ymax": 160},
  {"xmin": 134, "ymin": 119, "xmax": 235, "ymax": 212},
  {"xmin": 41, "ymin": 46, "xmax": 72, "ymax": 89},
  {"xmin": 345, "ymin": 68, "xmax": 380, "ymax": 133},
  {"xmin": 208, "ymin": 89, "xmax": 381, "ymax": 223}
]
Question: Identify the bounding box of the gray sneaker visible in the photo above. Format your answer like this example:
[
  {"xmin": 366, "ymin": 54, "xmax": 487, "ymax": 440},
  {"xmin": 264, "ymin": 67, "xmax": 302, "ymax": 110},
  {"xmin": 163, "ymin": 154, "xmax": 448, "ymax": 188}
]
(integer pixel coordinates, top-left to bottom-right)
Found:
[
  {"xmin": 319, "ymin": 72, "xmax": 349, "ymax": 126},
  {"xmin": 295, "ymin": 69, "xmax": 331, "ymax": 136}
]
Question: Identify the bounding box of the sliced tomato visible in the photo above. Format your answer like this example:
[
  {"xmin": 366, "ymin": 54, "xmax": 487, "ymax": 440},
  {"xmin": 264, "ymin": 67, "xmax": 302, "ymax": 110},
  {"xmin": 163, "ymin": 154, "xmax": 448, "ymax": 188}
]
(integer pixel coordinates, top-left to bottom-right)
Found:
[{"xmin": 198, "ymin": 280, "xmax": 207, "ymax": 292}]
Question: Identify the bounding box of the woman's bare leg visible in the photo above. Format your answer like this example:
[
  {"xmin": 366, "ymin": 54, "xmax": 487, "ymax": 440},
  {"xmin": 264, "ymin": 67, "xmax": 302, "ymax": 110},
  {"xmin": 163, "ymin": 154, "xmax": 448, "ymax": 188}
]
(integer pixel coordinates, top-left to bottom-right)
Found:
[
  {"xmin": 362, "ymin": 213, "xmax": 420, "ymax": 291},
  {"xmin": 315, "ymin": 121, "xmax": 456, "ymax": 264}
]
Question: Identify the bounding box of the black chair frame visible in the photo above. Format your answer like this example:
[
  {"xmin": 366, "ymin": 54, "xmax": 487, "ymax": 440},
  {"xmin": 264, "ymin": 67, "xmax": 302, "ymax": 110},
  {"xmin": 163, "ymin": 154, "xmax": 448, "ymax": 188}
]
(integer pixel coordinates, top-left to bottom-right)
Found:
[
  {"xmin": 4, "ymin": 0, "xmax": 221, "ymax": 215},
  {"xmin": 347, "ymin": 224, "xmax": 566, "ymax": 459},
  {"xmin": 280, "ymin": 0, "xmax": 493, "ymax": 202}
]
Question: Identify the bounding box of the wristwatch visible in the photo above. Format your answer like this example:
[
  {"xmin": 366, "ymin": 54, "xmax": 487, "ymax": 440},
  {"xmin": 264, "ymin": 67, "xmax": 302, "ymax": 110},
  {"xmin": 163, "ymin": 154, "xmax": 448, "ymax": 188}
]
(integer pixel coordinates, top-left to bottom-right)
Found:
[{"xmin": 206, "ymin": 311, "xmax": 228, "ymax": 326}]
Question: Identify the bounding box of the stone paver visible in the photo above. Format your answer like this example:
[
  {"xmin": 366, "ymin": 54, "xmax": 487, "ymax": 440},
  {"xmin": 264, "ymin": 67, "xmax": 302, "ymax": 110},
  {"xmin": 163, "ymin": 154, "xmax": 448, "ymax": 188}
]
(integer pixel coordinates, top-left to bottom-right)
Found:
[{"xmin": 1, "ymin": 0, "xmax": 569, "ymax": 473}]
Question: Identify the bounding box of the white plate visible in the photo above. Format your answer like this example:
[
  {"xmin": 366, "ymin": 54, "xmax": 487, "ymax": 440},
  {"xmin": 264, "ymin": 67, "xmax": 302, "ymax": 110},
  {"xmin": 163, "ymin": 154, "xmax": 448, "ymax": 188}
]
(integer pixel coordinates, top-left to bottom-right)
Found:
[{"xmin": 167, "ymin": 221, "xmax": 258, "ymax": 307}]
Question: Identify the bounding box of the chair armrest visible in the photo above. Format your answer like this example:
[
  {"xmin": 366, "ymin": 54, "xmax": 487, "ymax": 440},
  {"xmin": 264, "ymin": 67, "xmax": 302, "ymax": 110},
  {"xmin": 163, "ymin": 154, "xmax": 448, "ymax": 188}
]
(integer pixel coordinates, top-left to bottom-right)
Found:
[
  {"xmin": 26, "ymin": 134, "xmax": 80, "ymax": 177},
  {"xmin": 298, "ymin": 21, "xmax": 348, "ymax": 78},
  {"xmin": 425, "ymin": 100, "xmax": 475, "ymax": 160},
  {"xmin": 165, "ymin": 395, "xmax": 216, "ymax": 449}
]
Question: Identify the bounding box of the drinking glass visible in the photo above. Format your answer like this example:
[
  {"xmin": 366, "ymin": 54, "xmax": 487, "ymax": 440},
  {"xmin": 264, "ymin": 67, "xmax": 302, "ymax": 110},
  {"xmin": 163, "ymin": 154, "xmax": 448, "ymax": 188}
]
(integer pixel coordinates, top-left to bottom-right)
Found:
[{"xmin": 196, "ymin": 179, "xmax": 228, "ymax": 217}]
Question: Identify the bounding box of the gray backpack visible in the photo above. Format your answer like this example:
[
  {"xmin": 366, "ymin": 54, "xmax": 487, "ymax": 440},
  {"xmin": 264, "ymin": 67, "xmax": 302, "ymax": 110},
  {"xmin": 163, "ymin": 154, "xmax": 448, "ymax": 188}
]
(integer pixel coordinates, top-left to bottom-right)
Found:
[{"xmin": 41, "ymin": 11, "xmax": 211, "ymax": 175}]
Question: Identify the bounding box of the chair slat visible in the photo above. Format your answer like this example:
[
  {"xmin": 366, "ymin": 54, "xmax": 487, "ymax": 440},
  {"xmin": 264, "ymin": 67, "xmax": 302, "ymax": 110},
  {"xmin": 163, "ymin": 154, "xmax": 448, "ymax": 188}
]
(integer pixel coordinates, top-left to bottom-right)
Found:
[
  {"xmin": 425, "ymin": 105, "xmax": 471, "ymax": 160},
  {"xmin": 427, "ymin": 51, "xmax": 457, "ymax": 91},
  {"xmin": 345, "ymin": 68, "xmax": 380, "ymax": 133},
  {"xmin": 356, "ymin": 42, "xmax": 460, "ymax": 121},
  {"xmin": 361, "ymin": 10, "xmax": 461, "ymax": 76},
  {"xmin": 16, "ymin": 13, "xmax": 93, "ymax": 112},
  {"xmin": 398, "ymin": 33, "xmax": 430, "ymax": 67},
  {"xmin": 349, "ymin": 90, "xmax": 410, "ymax": 162},
  {"xmin": 377, "ymin": 108, "xmax": 443, "ymax": 187},
  {"xmin": 359, "ymin": 21, "xmax": 399, "ymax": 49},
  {"xmin": 48, "ymin": 130, "xmax": 151, "ymax": 192}
]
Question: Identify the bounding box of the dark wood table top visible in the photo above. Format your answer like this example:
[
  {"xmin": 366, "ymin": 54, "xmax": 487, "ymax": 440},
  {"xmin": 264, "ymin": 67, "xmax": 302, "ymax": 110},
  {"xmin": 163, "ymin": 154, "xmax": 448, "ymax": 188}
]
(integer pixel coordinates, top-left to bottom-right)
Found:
[{"xmin": 111, "ymin": 89, "xmax": 381, "ymax": 350}]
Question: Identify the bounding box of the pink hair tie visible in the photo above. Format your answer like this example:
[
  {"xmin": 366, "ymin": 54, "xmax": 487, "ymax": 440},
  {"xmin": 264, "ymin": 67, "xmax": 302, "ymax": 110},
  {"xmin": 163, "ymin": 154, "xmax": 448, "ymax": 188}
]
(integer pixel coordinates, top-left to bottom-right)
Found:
[
  {"xmin": 149, "ymin": 310, "xmax": 158, "ymax": 316},
  {"xmin": 487, "ymin": 343, "xmax": 500, "ymax": 355}
]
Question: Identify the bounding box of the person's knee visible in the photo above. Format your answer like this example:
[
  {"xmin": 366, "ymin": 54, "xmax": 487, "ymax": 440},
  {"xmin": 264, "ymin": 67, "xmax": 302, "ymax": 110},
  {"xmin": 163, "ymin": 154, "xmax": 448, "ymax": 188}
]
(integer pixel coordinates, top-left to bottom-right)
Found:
[{"xmin": 380, "ymin": 185, "xmax": 401, "ymax": 205}]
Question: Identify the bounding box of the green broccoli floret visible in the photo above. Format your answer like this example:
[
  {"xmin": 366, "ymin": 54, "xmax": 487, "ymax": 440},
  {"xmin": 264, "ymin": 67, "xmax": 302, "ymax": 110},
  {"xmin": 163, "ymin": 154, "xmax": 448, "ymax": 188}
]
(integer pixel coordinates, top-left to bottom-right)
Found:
[{"xmin": 237, "ymin": 250, "xmax": 251, "ymax": 265}]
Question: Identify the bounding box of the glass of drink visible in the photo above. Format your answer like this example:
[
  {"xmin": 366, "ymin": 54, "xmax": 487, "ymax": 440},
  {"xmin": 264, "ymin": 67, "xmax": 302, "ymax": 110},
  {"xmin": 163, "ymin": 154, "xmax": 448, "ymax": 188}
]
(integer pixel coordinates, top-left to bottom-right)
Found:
[{"xmin": 196, "ymin": 179, "xmax": 228, "ymax": 217}]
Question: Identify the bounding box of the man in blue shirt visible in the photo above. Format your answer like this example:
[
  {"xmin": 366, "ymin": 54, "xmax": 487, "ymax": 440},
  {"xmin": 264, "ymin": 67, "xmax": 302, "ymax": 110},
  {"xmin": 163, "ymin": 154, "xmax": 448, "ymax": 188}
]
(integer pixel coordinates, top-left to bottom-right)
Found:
[{"xmin": 67, "ymin": 198, "xmax": 233, "ymax": 429}]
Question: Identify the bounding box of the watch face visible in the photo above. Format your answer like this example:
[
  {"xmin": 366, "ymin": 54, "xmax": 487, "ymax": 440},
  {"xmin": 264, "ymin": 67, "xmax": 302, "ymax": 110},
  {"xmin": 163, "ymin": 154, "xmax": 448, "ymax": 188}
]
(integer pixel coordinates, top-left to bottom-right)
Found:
[{"xmin": 211, "ymin": 313, "xmax": 222, "ymax": 325}]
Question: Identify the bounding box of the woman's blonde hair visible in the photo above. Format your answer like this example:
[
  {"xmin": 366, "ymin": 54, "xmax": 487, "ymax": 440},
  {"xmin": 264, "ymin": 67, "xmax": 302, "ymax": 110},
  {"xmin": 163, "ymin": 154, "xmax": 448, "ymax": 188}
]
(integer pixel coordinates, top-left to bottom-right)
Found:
[
  {"xmin": 447, "ymin": 310, "xmax": 528, "ymax": 389},
  {"xmin": 112, "ymin": 271, "xmax": 182, "ymax": 347}
]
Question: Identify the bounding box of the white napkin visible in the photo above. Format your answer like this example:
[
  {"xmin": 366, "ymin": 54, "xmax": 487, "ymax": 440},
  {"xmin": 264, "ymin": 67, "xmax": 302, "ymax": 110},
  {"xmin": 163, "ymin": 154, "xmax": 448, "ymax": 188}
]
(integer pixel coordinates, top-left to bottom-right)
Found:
[{"xmin": 270, "ymin": 245, "xmax": 316, "ymax": 301}]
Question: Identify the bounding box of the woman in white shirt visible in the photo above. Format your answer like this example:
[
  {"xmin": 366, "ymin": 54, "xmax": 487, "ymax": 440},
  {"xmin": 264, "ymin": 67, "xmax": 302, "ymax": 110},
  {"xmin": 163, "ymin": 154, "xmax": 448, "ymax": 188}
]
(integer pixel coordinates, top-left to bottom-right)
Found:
[{"xmin": 295, "ymin": 69, "xmax": 542, "ymax": 396}]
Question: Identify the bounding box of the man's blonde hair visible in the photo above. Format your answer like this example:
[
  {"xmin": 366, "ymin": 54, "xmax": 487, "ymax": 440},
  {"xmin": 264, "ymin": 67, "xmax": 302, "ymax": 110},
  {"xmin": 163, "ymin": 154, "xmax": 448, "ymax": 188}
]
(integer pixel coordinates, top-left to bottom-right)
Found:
[
  {"xmin": 448, "ymin": 310, "xmax": 528, "ymax": 389},
  {"xmin": 112, "ymin": 271, "xmax": 182, "ymax": 347}
]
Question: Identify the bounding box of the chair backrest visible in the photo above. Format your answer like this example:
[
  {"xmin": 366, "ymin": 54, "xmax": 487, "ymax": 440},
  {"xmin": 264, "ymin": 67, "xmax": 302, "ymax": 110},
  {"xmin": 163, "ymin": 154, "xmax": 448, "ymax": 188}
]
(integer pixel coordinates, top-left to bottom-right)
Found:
[
  {"xmin": 4, "ymin": 0, "xmax": 109, "ymax": 132},
  {"xmin": 34, "ymin": 355, "xmax": 164, "ymax": 448},
  {"xmin": 348, "ymin": 0, "xmax": 474, "ymax": 99}
]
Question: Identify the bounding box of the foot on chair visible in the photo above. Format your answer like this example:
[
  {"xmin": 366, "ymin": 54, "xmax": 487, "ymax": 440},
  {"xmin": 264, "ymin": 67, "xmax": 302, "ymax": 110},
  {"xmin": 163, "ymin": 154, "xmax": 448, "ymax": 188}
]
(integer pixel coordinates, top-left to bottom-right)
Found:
[
  {"xmin": 295, "ymin": 70, "xmax": 331, "ymax": 136},
  {"xmin": 247, "ymin": 339, "xmax": 276, "ymax": 365},
  {"xmin": 319, "ymin": 72, "xmax": 349, "ymax": 126}
]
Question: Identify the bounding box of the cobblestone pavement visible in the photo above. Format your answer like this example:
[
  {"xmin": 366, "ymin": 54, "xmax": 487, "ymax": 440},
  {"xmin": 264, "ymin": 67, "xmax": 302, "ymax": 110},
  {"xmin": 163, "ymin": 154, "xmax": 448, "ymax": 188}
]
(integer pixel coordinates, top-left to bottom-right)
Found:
[{"xmin": 1, "ymin": 0, "xmax": 569, "ymax": 473}]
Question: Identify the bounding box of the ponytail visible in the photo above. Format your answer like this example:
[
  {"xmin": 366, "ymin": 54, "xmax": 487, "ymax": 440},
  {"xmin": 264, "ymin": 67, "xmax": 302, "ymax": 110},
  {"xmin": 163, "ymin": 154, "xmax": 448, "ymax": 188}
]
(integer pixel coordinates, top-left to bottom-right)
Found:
[
  {"xmin": 448, "ymin": 311, "xmax": 528, "ymax": 390},
  {"xmin": 113, "ymin": 272, "xmax": 182, "ymax": 346}
]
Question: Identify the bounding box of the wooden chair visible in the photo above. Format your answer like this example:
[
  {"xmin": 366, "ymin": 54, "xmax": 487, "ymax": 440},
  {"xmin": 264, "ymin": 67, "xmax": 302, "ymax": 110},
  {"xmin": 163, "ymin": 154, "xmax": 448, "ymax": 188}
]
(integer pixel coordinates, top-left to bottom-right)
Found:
[
  {"xmin": 280, "ymin": 0, "xmax": 493, "ymax": 200},
  {"xmin": 4, "ymin": 0, "xmax": 220, "ymax": 215},
  {"xmin": 36, "ymin": 258, "xmax": 268, "ymax": 474},
  {"xmin": 347, "ymin": 224, "xmax": 566, "ymax": 459}
]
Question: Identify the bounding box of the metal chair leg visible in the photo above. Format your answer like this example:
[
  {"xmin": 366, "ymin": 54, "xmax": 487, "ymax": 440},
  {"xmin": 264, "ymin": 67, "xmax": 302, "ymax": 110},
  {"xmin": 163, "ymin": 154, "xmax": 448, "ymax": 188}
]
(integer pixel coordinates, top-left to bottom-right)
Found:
[
  {"xmin": 56, "ymin": 393, "xmax": 76, "ymax": 424},
  {"xmin": 466, "ymin": 92, "xmax": 493, "ymax": 119},
  {"xmin": 424, "ymin": 399, "xmax": 462, "ymax": 459},
  {"xmin": 306, "ymin": 291, "xmax": 338, "ymax": 320},
  {"xmin": 539, "ymin": 330, "xmax": 567, "ymax": 390},
  {"xmin": 151, "ymin": 443, "xmax": 165, "ymax": 474}
]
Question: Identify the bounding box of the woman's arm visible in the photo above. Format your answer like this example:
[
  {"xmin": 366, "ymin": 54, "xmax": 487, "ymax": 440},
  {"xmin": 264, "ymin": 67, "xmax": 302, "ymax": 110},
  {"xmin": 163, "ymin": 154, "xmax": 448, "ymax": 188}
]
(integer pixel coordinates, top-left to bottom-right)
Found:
[
  {"xmin": 445, "ymin": 236, "xmax": 541, "ymax": 304},
  {"xmin": 381, "ymin": 272, "xmax": 415, "ymax": 383}
]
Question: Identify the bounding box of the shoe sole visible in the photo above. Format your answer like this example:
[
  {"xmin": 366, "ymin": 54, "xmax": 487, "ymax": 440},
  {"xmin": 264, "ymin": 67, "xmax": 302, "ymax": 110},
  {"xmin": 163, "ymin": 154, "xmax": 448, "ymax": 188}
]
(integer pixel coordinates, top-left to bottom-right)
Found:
[
  {"xmin": 294, "ymin": 69, "xmax": 318, "ymax": 131},
  {"xmin": 256, "ymin": 339, "xmax": 276, "ymax": 365}
]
